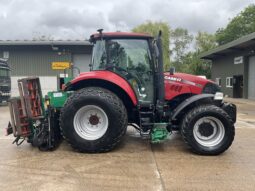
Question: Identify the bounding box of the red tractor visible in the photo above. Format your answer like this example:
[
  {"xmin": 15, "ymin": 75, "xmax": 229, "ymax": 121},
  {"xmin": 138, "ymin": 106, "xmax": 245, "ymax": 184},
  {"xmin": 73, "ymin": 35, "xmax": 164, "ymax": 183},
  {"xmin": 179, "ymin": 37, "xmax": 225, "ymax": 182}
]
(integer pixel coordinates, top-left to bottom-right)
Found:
[{"xmin": 7, "ymin": 30, "xmax": 236, "ymax": 155}]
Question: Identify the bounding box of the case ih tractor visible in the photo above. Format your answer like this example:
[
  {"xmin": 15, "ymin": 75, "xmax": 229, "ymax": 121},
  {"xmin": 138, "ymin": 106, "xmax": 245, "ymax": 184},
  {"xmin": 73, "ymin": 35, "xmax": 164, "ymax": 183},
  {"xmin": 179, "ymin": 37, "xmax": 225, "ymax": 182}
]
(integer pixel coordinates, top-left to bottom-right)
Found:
[{"xmin": 6, "ymin": 30, "xmax": 236, "ymax": 155}]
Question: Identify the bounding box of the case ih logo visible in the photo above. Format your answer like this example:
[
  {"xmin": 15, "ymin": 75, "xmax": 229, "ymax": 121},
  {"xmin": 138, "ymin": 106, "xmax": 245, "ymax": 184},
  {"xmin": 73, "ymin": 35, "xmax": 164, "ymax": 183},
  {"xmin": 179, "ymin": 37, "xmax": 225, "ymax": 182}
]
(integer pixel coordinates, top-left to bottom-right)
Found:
[
  {"xmin": 164, "ymin": 76, "xmax": 182, "ymax": 82},
  {"xmin": 164, "ymin": 76, "xmax": 203, "ymax": 87}
]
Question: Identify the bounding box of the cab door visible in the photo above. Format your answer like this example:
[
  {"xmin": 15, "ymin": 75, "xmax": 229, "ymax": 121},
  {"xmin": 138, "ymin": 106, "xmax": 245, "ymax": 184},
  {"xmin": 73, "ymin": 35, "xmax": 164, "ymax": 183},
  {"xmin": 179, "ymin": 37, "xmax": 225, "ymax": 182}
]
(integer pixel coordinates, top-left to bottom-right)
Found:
[{"xmin": 107, "ymin": 39, "xmax": 154, "ymax": 103}]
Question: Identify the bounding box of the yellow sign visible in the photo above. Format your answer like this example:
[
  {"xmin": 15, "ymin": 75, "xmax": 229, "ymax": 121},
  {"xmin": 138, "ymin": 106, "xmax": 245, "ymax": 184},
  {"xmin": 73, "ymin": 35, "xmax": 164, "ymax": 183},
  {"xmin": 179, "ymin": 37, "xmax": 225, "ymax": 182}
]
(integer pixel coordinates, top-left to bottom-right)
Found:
[{"xmin": 51, "ymin": 62, "xmax": 70, "ymax": 70}]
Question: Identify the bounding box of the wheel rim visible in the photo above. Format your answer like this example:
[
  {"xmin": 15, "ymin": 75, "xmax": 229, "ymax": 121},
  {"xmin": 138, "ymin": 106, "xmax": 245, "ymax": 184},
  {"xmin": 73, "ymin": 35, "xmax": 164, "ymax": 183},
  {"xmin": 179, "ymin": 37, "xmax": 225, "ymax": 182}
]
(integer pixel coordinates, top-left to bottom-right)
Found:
[
  {"xmin": 193, "ymin": 116, "xmax": 225, "ymax": 147},
  {"xmin": 73, "ymin": 105, "xmax": 108, "ymax": 140}
]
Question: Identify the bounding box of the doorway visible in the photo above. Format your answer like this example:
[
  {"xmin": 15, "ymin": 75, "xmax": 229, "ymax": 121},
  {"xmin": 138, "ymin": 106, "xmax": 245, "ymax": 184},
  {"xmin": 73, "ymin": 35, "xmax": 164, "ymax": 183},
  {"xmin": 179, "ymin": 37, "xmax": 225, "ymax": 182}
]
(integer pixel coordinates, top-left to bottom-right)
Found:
[{"xmin": 233, "ymin": 75, "xmax": 243, "ymax": 98}]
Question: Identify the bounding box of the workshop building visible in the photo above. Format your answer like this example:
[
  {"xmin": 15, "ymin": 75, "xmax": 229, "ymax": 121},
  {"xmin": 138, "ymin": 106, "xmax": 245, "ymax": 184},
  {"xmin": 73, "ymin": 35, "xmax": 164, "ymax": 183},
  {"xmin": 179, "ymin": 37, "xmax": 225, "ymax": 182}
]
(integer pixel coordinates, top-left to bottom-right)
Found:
[
  {"xmin": 0, "ymin": 40, "xmax": 92, "ymax": 96},
  {"xmin": 201, "ymin": 32, "xmax": 255, "ymax": 100}
]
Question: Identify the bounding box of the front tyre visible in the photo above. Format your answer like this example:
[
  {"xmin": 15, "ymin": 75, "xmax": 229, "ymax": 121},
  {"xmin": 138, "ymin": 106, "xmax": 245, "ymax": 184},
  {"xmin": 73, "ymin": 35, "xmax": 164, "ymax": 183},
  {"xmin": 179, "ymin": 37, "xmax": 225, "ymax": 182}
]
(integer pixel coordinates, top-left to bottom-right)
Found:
[
  {"xmin": 181, "ymin": 105, "xmax": 235, "ymax": 155},
  {"xmin": 60, "ymin": 87, "xmax": 127, "ymax": 153}
]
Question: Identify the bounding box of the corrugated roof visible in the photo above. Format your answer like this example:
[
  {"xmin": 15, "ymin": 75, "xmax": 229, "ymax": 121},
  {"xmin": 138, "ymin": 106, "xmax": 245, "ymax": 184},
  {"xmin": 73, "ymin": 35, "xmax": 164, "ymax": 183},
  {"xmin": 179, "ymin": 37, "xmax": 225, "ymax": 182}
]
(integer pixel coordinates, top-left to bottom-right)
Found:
[
  {"xmin": 0, "ymin": 40, "xmax": 91, "ymax": 46},
  {"xmin": 200, "ymin": 32, "xmax": 255, "ymax": 60}
]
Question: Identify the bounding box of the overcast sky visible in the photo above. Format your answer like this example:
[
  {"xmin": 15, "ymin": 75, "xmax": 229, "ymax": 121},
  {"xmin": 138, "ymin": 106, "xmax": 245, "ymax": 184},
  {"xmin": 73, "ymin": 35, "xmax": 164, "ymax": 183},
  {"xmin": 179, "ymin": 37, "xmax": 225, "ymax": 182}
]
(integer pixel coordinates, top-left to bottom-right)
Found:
[{"xmin": 0, "ymin": 0, "xmax": 254, "ymax": 40}]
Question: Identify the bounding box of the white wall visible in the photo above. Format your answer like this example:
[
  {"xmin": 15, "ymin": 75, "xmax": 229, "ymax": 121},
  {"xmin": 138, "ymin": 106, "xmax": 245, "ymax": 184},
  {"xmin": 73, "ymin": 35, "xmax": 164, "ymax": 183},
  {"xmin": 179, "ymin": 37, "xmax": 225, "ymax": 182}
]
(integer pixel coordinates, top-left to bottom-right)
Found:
[{"xmin": 11, "ymin": 76, "xmax": 57, "ymax": 97}]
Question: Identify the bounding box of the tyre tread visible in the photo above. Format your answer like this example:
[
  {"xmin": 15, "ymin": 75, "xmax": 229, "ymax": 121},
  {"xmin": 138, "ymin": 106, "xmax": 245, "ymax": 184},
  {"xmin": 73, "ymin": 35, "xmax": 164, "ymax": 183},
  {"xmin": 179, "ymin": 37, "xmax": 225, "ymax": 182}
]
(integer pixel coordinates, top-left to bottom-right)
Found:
[
  {"xmin": 181, "ymin": 104, "xmax": 235, "ymax": 155},
  {"xmin": 60, "ymin": 87, "xmax": 127, "ymax": 153}
]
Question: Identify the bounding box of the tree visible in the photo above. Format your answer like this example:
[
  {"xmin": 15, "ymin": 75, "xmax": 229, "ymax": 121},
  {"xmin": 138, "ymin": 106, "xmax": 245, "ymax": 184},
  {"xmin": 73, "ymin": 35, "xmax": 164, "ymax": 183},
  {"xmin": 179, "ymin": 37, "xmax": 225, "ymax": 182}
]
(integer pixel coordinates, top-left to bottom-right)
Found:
[
  {"xmin": 132, "ymin": 23, "xmax": 216, "ymax": 78},
  {"xmin": 132, "ymin": 21, "xmax": 171, "ymax": 70},
  {"xmin": 170, "ymin": 28, "xmax": 193, "ymax": 73},
  {"xmin": 170, "ymin": 28, "xmax": 193, "ymax": 72},
  {"xmin": 185, "ymin": 52, "xmax": 212, "ymax": 79},
  {"xmin": 185, "ymin": 32, "xmax": 217, "ymax": 79},
  {"xmin": 216, "ymin": 4, "xmax": 255, "ymax": 45},
  {"xmin": 195, "ymin": 31, "xmax": 217, "ymax": 53}
]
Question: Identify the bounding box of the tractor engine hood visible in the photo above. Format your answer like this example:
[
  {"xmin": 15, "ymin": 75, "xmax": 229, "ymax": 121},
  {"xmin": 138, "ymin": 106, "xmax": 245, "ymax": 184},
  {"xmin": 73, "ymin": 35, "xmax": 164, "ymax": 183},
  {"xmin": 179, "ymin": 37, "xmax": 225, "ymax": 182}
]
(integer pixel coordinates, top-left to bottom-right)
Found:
[
  {"xmin": 164, "ymin": 72, "xmax": 213, "ymax": 87},
  {"xmin": 164, "ymin": 72, "xmax": 219, "ymax": 100}
]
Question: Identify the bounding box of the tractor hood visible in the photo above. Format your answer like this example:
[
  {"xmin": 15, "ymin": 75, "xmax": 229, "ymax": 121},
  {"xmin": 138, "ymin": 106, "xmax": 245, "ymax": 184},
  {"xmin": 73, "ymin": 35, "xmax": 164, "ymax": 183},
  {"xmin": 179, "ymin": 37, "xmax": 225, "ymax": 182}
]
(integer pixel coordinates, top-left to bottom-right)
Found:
[
  {"xmin": 164, "ymin": 72, "xmax": 219, "ymax": 100},
  {"xmin": 164, "ymin": 72, "xmax": 214, "ymax": 87}
]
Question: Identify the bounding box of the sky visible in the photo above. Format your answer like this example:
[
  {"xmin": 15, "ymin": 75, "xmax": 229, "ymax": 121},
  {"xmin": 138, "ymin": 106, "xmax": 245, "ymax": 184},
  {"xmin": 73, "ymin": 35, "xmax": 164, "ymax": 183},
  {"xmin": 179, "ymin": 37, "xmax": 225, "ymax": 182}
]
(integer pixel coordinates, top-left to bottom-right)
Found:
[{"xmin": 0, "ymin": 0, "xmax": 254, "ymax": 40}]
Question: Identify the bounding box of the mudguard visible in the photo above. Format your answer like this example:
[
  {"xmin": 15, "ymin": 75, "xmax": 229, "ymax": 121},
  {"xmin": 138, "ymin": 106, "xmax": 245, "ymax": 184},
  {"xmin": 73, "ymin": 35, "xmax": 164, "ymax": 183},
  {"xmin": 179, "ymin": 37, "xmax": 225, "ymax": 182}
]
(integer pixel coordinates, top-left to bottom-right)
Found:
[
  {"xmin": 171, "ymin": 94, "xmax": 215, "ymax": 120},
  {"xmin": 221, "ymin": 102, "xmax": 237, "ymax": 123},
  {"xmin": 66, "ymin": 71, "xmax": 138, "ymax": 105}
]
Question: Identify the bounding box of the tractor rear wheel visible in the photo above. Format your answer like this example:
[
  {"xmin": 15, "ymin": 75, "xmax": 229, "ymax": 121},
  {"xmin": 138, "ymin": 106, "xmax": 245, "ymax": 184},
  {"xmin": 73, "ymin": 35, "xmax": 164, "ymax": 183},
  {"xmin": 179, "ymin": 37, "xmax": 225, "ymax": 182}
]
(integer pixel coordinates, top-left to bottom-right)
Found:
[
  {"xmin": 60, "ymin": 87, "xmax": 127, "ymax": 153},
  {"xmin": 181, "ymin": 105, "xmax": 235, "ymax": 155}
]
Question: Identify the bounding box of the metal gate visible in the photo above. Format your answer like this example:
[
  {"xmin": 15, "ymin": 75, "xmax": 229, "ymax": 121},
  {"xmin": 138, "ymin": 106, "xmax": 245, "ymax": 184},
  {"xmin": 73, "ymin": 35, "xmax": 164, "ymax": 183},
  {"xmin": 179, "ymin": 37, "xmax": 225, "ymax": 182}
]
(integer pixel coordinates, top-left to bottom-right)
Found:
[{"xmin": 248, "ymin": 56, "xmax": 255, "ymax": 99}]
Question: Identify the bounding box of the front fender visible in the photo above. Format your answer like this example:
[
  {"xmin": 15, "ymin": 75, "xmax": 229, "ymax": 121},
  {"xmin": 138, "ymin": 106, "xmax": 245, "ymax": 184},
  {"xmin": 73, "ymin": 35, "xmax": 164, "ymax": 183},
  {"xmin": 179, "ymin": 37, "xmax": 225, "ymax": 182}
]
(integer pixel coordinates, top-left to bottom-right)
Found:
[
  {"xmin": 171, "ymin": 94, "xmax": 215, "ymax": 120},
  {"xmin": 66, "ymin": 71, "xmax": 138, "ymax": 106}
]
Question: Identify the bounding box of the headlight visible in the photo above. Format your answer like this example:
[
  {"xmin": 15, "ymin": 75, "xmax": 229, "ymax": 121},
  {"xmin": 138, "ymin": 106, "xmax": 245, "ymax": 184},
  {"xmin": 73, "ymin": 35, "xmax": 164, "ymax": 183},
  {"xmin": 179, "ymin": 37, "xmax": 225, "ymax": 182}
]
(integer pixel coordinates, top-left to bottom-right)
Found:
[{"xmin": 214, "ymin": 92, "xmax": 224, "ymax": 100}]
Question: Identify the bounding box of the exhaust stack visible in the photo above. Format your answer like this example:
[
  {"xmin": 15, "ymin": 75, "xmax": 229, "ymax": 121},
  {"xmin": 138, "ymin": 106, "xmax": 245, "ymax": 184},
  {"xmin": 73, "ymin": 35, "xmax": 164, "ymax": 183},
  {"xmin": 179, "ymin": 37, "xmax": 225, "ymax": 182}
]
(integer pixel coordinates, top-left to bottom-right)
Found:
[{"xmin": 156, "ymin": 31, "xmax": 165, "ymax": 117}]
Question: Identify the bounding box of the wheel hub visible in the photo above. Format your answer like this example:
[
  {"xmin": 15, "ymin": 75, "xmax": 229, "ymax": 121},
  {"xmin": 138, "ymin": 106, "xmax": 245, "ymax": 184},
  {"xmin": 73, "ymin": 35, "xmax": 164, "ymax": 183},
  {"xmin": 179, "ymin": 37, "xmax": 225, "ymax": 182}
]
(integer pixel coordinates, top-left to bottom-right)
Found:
[
  {"xmin": 73, "ymin": 105, "xmax": 108, "ymax": 140},
  {"xmin": 89, "ymin": 115, "xmax": 100, "ymax": 126},
  {"xmin": 198, "ymin": 123, "xmax": 214, "ymax": 137},
  {"xmin": 193, "ymin": 116, "xmax": 225, "ymax": 147}
]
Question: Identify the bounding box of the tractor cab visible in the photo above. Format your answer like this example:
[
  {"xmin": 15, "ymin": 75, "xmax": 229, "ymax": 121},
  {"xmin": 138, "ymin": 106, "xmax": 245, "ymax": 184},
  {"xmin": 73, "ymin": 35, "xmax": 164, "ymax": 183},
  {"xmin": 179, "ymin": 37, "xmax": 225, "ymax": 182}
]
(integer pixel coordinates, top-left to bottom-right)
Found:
[{"xmin": 89, "ymin": 31, "xmax": 155, "ymax": 103}]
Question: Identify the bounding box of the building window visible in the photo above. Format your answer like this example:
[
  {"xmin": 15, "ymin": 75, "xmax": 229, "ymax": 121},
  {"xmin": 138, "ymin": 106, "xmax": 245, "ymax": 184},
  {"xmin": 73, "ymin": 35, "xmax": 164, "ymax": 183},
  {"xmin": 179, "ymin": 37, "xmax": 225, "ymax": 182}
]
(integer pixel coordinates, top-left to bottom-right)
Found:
[
  {"xmin": 226, "ymin": 77, "xmax": 233, "ymax": 88},
  {"xmin": 215, "ymin": 78, "xmax": 221, "ymax": 87}
]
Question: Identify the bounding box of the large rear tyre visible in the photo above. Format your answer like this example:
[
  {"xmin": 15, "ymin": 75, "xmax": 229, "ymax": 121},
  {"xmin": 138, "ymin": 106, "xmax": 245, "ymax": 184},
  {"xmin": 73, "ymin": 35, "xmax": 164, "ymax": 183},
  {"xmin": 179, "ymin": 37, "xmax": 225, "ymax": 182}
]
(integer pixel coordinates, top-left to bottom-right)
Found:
[
  {"xmin": 60, "ymin": 87, "xmax": 127, "ymax": 153},
  {"xmin": 181, "ymin": 105, "xmax": 235, "ymax": 155}
]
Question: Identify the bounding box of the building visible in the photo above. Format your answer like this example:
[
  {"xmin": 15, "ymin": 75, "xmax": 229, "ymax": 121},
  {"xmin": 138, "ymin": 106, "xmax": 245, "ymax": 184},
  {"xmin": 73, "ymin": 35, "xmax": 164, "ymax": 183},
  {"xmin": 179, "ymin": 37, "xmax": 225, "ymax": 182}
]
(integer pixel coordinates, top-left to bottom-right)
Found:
[
  {"xmin": 201, "ymin": 32, "xmax": 255, "ymax": 100},
  {"xmin": 0, "ymin": 40, "xmax": 92, "ymax": 95}
]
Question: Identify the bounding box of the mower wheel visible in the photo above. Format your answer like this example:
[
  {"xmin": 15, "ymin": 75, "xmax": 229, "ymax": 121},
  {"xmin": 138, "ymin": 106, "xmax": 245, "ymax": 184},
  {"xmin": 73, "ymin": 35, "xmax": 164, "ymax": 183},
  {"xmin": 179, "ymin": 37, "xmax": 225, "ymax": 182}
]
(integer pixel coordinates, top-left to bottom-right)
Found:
[
  {"xmin": 181, "ymin": 105, "xmax": 235, "ymax": 155},
  {"xmin": 60, "ymin": 87, "xmax": 127, "ymax": 153}
]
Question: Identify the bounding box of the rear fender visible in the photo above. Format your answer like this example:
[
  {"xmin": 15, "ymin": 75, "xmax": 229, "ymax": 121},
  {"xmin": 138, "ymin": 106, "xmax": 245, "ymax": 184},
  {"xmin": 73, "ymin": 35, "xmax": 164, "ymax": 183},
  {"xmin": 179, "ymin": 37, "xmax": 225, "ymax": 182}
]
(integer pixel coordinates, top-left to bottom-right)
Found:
[{"xmin": 65, "ymin": 71, "xmax": 138, "ymax": 106}]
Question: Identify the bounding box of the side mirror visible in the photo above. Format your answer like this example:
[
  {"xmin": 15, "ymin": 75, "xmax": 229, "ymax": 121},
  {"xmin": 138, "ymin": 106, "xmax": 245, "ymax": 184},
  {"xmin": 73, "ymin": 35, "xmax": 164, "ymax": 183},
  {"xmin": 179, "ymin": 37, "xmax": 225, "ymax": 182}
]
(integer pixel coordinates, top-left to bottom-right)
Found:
[{"xmin": 169, "ymin": 67, "xmax": 175, "ymax": 75}]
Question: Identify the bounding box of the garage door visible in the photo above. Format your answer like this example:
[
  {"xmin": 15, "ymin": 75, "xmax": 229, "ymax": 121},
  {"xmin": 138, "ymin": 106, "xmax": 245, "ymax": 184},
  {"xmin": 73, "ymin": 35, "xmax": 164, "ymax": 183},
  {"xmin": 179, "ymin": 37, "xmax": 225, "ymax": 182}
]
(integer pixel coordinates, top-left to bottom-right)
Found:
[
  {"xmin": 73, "ymin": 54, "xmax": 91, "ymax": 76},
  {"xmin": 248, "ymin": 56, "xmax": 255, "ymax": 99}
]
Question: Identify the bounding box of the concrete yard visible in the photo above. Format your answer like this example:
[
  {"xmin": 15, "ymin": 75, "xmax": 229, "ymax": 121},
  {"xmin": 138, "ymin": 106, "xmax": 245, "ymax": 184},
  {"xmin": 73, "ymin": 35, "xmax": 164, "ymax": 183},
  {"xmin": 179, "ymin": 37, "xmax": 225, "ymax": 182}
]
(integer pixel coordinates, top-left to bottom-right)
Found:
[{"xmin": 0, "ymin": 98, "xmax": 255, "ymax": 191}]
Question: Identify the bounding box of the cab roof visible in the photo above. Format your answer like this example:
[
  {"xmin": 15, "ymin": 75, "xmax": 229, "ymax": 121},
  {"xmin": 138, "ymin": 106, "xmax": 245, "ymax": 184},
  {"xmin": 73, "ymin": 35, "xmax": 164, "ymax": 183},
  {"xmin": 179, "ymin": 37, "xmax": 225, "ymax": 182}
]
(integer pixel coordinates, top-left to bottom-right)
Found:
[{"xmin": 90, "ymin": 32, "xmax": 153, "ymax": 41}]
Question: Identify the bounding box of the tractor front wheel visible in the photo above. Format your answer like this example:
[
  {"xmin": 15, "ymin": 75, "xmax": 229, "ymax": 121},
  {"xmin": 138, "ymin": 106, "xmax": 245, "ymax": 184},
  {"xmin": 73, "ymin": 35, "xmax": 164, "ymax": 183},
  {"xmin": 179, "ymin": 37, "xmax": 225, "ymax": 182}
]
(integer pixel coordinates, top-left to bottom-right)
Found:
[
  {"xmin": 60, "ymin": 87, "xmax": 127, "ymax": 153},
  {"xmin": 181, "ymin": 105, "xmax": 235, "ymax": 155}
]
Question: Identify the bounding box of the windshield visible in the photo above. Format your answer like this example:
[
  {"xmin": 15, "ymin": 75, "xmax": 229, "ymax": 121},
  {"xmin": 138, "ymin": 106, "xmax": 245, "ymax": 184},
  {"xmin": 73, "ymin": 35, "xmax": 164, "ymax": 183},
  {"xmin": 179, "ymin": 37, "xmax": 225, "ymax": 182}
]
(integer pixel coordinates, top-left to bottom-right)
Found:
[
  {"xmin": 0, "ymin": 68, "xmax": 10, "ymax": 77},
  {"xmin": 91, "ymin": 40, "xmax": 106, "ymax": 70},
  {"xmin": 92, "ymin": 39, "xmax": 151, "ymax": 71}
]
